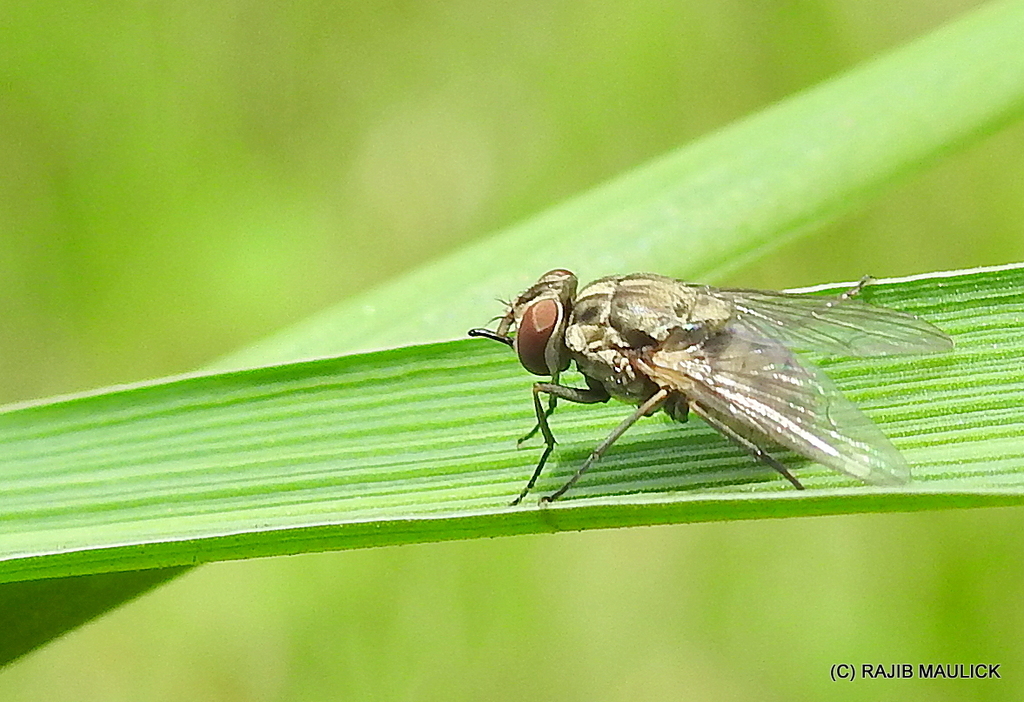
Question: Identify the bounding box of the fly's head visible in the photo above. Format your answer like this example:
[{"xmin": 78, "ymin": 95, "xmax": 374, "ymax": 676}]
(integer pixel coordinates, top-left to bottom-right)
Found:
[{"xmin": 470, "ymin": 269, "xmax": 578, "ymax": 377}]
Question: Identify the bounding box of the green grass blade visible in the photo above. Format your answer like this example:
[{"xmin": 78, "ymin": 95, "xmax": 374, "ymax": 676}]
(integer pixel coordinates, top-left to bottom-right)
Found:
[
  {"xmin": 218, "ymin": 0, "xmax": 1024, "ymax": 368},
  {"xmin": 7, "ymin": 0, "xmax": 1024, "ymax": 666},
  {"xmin": 2, "ymin": 265, "xmax": 1022, "ymax": 590},
  {"xmin": 0, "ymin": 568, "xmax": 189, "ymax": 666}
]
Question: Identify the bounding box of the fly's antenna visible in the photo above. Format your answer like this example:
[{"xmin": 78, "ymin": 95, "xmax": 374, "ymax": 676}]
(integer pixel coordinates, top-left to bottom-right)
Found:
[{"xmin": 468, "ymin": 328, "xmax": 514, "ymax": 347}]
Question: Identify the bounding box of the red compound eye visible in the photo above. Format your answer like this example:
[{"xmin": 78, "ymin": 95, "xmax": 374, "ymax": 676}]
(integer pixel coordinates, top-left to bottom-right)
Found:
[{"xmin": 515, "ymin": 298, "xmax": 561, "ymax": 376}]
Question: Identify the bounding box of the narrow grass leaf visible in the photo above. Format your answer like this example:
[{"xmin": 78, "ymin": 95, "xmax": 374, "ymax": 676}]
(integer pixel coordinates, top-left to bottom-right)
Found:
[{"xmin": 1, "ymin": 265, "xmax": 1022, "ymax": 591}]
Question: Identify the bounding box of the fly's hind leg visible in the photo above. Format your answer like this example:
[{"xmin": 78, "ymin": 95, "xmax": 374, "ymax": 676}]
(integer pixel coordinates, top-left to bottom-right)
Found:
[
  {"xmin": 689, "ymin": 402, "xmax": 805, "ymax": 490},
  {"xmin": 511, "ymin": 378, "xmax": 610, "ymax": 506},
  {"xmin": 837, "ymin": 275, "xmax": 874, "ymax": 302}
]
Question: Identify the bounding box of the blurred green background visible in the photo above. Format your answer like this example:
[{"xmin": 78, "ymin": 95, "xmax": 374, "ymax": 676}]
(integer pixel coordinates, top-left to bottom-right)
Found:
[{"xmin": 3, "ymin": 0, "xmax": 1024, "ymax": 700}]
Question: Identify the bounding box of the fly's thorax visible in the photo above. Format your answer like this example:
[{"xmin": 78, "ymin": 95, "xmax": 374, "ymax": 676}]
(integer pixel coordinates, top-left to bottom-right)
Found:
[
  {"xmin": 562, "ymin": 273, "xmax": 738, "ymax": 402},
  {"xmin": 561, "ymin": 275, "xmax": 661, "ymax": 402},
  {"xmin": 576, "ymin": 274, "xmax": 734, "ymax": 345},
  {"xmin": 565, "ymin": 274, "xmax": 734, "ymax": 348}
]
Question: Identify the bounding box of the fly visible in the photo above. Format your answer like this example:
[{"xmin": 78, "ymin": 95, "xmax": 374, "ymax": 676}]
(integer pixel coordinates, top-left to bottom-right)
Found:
[{"xmin": 469, "ymin": 269, "xmax": 953, "ymax": 505}]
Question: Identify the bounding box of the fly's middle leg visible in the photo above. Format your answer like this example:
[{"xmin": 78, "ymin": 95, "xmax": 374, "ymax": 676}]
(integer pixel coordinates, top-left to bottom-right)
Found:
[{"xmin": 541, "ymin": 387, "xmax": 670, "ymax": 504}]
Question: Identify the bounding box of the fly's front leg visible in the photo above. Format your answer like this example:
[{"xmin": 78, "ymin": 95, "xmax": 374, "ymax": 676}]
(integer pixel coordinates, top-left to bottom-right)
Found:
[
  {"xmin": 516, "ymin": 373, "xmax": 561, "ymax": 445},
  {"xmin": 511, "ymin": 378, "xmax": 610, "ymax": 506},
  {"xmin": 467, "ymin": 327, "xmax": 563, "ymax": 445},
  {"xmin": 517, "ymin": 374, "xmax": 608, "ymax": 444}
]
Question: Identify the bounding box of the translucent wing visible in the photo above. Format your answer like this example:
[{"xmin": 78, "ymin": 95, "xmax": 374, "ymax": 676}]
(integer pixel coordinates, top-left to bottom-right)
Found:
[
  {"xmin": 716, "ymin": 288, "xmax": 952, "ymax": 356},
  {"xmin": 643, "ymin": 324, "xmax": 910, "ymax": 485}
]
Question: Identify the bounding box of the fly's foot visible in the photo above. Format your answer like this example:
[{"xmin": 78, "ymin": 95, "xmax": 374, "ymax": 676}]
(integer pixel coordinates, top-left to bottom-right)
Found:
[
  {"xmin": 516, "ymin": 423, "xmax": 543, "ymax": 446},
  {"xmin": 840, "ymin": 275, "xmax": 874, "ymax": 301}
]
